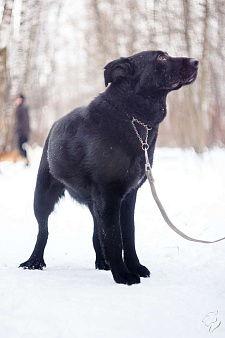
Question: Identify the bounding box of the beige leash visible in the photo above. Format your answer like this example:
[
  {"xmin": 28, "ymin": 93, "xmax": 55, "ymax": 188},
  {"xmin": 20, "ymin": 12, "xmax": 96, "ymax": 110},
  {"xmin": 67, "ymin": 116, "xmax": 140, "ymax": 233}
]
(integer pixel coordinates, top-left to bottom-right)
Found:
[
  {"xmin": 131, "ymin": 116, "xmax": 225, "ymax": 244},
  {"xmin": 144, "ymin": 148, "xmax": 225, "ymax": 244}
]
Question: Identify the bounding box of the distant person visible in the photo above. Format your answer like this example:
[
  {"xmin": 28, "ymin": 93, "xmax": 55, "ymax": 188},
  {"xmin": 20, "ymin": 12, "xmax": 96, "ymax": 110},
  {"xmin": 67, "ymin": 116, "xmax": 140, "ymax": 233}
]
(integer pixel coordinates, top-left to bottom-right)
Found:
[{"xmin": 15, "ymin": 94, "xmax": 30, "ymax": 164}]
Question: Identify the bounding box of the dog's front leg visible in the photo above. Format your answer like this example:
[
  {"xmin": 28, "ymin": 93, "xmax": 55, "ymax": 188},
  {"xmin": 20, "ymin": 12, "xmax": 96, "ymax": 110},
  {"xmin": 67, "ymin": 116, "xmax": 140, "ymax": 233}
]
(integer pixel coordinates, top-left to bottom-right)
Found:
[
  {"xmin": 120, "ymin": 190, "xmax": 150, "ymax": 278},
  {"xmin": 93, "ymin": 191, "xmax": 140, "ymax": 285}
]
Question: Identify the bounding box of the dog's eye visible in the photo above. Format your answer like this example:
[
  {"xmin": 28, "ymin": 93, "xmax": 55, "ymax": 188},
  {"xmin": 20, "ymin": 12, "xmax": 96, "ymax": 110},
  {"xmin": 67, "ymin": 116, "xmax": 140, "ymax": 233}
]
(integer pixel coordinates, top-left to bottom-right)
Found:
[{"xmin": 157, "ymin": 55, "xmax": 166, "ymax": 61}]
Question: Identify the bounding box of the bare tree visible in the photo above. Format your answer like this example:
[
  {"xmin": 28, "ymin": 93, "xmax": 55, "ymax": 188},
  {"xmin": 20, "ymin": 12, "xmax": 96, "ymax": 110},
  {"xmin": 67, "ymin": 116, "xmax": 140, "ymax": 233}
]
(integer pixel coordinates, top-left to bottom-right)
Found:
[{"xmin": 0, "ymin": 0, "xmax": 63, "ymax": 151}]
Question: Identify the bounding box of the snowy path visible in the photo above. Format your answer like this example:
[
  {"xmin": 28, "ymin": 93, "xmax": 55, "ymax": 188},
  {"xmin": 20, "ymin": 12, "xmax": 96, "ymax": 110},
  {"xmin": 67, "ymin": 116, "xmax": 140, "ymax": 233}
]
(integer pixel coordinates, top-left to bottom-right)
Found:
[{"xmin": 0, "ymin": 148, "xmax": 225, "ymax": 338}]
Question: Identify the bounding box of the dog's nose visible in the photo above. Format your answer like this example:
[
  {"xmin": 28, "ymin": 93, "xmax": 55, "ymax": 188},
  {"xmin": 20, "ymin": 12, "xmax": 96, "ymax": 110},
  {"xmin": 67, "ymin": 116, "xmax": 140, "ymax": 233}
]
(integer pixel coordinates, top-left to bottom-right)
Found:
[{"xmin": 190, "ymin": 58, "xmax": 199, "ymax": 68}]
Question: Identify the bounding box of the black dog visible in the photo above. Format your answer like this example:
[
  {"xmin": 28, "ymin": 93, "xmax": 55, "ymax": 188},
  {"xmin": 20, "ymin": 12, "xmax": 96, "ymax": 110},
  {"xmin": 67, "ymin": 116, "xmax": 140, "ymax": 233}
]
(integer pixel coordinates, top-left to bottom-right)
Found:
[{"xmin": 20, "ymin": 51, "xmax": 198, "ymax": 285}]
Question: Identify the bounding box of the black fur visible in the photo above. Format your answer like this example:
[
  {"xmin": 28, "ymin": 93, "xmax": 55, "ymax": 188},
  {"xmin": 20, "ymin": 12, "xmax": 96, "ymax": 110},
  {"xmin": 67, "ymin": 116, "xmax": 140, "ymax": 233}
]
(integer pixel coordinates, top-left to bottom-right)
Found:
[{"xmin": 19, "ymin": 51, "xmax": 198, "ymax": 285}]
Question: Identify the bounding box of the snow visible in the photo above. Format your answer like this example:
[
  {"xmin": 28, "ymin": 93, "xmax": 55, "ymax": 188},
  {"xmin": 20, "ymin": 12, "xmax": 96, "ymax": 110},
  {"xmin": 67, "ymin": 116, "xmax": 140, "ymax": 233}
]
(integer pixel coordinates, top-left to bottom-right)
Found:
[{"xmin": 0, "ymin": 147, "xmax": 225, "ymax": 338}]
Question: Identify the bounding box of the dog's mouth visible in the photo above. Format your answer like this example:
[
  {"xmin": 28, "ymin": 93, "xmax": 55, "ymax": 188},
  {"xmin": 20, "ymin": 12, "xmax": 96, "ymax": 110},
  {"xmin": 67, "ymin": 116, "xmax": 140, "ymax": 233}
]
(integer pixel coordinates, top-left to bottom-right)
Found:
[
  {"xmin": 184, "ymin": 70, "xmax": 198, "ymax": 85},
  {"xmin": 170, "ymin": 71, "xmax": 198, "ymax": 89}
]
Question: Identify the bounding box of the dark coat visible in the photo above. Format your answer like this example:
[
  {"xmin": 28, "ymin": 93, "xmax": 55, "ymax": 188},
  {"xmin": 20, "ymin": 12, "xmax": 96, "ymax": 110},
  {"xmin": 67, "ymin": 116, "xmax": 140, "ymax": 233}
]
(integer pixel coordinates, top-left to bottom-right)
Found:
[
  {"xmin": 19, "ymin": 51, "xmax": 199, "ymax": 285},
  {"xmin": 15, "ymin": 103, "xmax": 30, "ymax": 137}
]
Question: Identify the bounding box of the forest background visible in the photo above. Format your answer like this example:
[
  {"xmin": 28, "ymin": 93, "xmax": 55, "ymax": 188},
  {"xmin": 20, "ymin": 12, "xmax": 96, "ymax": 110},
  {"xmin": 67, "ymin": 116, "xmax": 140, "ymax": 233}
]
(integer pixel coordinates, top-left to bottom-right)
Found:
[{"xmin": 0, "ymin": 0, "xmax": 224, "ymax": 154}]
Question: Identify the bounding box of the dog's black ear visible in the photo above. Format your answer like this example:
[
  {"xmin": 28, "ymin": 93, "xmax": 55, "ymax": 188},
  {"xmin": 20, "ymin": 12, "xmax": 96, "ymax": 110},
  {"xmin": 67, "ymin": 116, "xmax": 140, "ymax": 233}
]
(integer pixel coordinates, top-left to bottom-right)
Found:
[{"xmin": 104, "ymin": 57, "xmax": 133, "ymax": 87}]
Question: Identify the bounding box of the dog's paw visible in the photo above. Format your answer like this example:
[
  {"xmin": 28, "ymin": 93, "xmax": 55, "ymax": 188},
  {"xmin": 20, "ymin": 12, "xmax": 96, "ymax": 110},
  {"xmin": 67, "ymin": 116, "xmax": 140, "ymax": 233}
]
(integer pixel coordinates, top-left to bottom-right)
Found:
[
  {"xmin": 95, "ymin": 260, "xmax": 110, "ymax": 271},
  {"xmin": 113, "ymin": 271, "xmax": 141, "ymax": 285},
  {"xmin": 125, "ymin": 261, "xmax": 150, "ymax": 278},
  {"xmin": 131, "ymin": 264, "xmax": 150, "ymax": 278},
  {"xmin": 19, "ymin": 258, "xmax": 46, "ymax": 270}
]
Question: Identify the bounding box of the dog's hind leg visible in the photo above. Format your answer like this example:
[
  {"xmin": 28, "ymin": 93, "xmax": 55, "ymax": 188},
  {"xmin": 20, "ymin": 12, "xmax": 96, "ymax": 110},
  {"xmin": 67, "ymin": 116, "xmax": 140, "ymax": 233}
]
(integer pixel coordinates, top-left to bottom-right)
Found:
[
  {"xmin": 19, "ymin": 144, "xmax": 65, "ymax": 270},
  {"xmin": 88, "ymin": 203, "xmax": 110, "ymax": 271},
  {"xmin": 120, "ymin": 190, "xmax": 150, "ymax": 278}
]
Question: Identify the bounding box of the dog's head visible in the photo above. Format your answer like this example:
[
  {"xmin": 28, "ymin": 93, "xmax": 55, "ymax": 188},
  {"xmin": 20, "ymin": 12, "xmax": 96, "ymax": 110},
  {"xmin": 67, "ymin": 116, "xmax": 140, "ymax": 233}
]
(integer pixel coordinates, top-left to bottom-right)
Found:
[{"xmin": 104, "ymin": 51, "xmax": 198, "ymax": 96}]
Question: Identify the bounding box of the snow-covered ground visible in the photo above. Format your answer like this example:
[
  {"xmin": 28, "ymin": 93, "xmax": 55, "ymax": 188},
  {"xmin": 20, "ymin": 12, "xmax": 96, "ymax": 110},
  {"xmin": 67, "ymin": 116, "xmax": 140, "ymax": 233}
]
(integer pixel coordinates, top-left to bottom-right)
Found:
[{"xmin": 0, "ymin": 147, "xmax": 225, "ymax": 338}]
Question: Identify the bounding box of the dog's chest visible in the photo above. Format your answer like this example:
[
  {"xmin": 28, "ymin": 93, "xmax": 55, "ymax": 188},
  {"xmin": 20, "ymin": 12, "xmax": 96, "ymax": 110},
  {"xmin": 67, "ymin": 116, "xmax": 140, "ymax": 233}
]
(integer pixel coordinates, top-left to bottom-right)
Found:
[
  {"xmin": 125, "ymin": 155, "xmax": 145, "ymax": 190},
  {"xmin": 91, "ymin": 142, "xmax": 145, "ymax": 189}
]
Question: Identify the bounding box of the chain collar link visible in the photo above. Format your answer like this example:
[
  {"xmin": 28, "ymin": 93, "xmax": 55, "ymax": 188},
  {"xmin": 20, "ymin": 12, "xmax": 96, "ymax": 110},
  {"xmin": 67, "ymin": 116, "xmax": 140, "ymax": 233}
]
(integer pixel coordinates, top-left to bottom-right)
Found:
[{"xmin": 131, "ymin": 117, "xmax": 152, "ymax": 150}]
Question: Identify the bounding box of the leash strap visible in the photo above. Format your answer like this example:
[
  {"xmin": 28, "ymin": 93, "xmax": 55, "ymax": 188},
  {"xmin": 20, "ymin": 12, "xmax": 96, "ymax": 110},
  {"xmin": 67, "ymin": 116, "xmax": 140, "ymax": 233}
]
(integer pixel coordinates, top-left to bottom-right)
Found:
[{"xmin": 144, "ymin": 148, "xmax": 225, "ymax": 244}]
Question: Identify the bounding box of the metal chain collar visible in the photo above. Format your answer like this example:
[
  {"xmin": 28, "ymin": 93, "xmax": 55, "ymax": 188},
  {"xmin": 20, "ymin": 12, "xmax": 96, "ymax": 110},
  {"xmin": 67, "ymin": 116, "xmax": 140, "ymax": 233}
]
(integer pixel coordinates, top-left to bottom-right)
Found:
[{"xmin": 131, "ymin": 117, "xmax": 152, "ymax": 151}]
